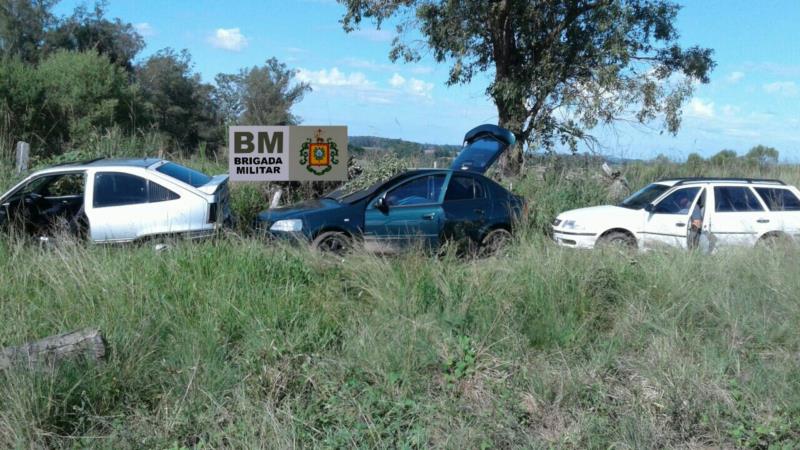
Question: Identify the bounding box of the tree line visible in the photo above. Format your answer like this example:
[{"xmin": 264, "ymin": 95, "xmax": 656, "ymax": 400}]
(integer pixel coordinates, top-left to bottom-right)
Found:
[{"xmin": 0, "ymin": 0, "xmax": 310, "ymax": 158}]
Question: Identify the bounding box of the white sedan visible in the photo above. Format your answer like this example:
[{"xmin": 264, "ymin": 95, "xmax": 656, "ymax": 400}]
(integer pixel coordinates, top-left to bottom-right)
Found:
[
  {"xmin": 552, "ymin": 177, "xmax": 800, "ymax": 250},
  {"xmin": 0, "ymin": 158, "xmax": 231, "ymax": 243}
]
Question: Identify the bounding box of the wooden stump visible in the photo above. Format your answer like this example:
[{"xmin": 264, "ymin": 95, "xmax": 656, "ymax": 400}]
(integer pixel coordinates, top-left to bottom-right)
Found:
[{"xmin": 0, "ymin": 328, "xmax": 107, "ymax": 370}]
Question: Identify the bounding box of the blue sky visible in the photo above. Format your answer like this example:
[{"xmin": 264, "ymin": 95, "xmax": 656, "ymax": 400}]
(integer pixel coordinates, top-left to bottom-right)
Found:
[{"xmin": 55, "ymin": 0, "xmax": 800, "ymax": 161}]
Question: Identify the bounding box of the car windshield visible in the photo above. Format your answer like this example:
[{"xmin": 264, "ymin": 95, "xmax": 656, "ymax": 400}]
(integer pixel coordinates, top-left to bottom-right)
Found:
[
  {"xmin": 155, "ymin": 162, "xmax": 212, "ymax": 188},
  {"xmin": 324, "ymin": 178, "xmax": 386, "ymax": 203},
  {"xmin": 619, "ymin": 183, "xmax": 671, "ymax": 209}
]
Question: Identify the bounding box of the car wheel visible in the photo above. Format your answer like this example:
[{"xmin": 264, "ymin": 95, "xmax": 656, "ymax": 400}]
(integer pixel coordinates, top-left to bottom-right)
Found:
[
  {"xmin": 478, "ymin": 228, "xmax": 512, "ymax": 257},
  {"xmin": 598, "ymin": 231, "xmax": 636, "ymax": 249},
  {"xmin": 311, "ymin": 231, "xmax": 352, "ymax": 255},
  {"xmin": 757, "ymin": 233, "xmax": 792, "ymax": 249}
]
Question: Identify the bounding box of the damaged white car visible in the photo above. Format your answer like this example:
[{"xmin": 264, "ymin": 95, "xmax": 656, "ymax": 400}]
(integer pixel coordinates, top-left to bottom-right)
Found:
[
  {"xmin": 552, "ymin": 177, "xmax": 800, "ymax": 251},
  {"xmin": 0, "ymin": 158, "xmax": 231, "ymax": 242}
]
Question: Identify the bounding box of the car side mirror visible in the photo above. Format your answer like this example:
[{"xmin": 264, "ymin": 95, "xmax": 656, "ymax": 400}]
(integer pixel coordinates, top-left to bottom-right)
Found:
[
  {"xmin": 375, "ymin": 196, "xmax": 388, "ymax": 212},
  {"xmin": 644, "ymin": 203, "xmax": 654, "ymax": 213}
]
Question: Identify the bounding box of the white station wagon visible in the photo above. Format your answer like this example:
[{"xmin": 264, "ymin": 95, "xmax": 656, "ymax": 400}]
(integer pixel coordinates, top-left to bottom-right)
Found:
[
  {"xmin": 0, "ymin": 158, "xmax": 231, "ymax": 243},
  {"xmin": 552, "ymin": 177, "xmax": 800, "ymax": 251}
]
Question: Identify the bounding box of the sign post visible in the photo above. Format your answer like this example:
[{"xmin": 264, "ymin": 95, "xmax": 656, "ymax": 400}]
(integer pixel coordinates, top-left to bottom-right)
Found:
[{"xmin": 15, "ymin": 141, "xmax": 30, "ymax": 173}]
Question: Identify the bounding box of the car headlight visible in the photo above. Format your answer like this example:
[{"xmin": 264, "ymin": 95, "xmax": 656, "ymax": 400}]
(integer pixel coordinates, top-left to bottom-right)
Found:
[
  {"xmin": 270, "ymin": 219, "xmax": 303, "ymax": 232},
  {"xmin": 562, "ymin": 220, "xmax": 584, "ymax": 231}
]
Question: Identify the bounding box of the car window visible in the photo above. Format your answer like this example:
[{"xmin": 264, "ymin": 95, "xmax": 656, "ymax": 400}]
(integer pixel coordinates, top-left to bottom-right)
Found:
[
  {"xmin": 450, "ymin": 137, "xmax": 505, "ymax": 173},
  {"xmin": 94, "ymin": 172, "xmax": 147, "ymax": 208},
  {"xmin": 653, "ymin": 187, "xmax": 701, "ymax": 214},
  {"xmin": 155, "ymin": 162, "xmax": 212, "ymax": 188},
  {"xmin": 445, "ymin": 175, "xmax": 488, "ymax": 201},
  {"xmin": 620, "ymin": 183, "xmax": 671, "ymax": 209},
  {"xmin": 714, "ymin": 186, "xmax": 764, "ymax": 212},
  {"xmin": 44, "ymin": 173, "xmax": 85, "ymax": 197},
  {"xmin": 754, "ymin": 188, "xmax": 800, "ymax": 211},
  {"xmin": 149, "ymin": 181, "xmax": 180, "ymax": 203},
  {"xmin": 385, "ymin": 174, "xmax": 446, "ymax": 206}
]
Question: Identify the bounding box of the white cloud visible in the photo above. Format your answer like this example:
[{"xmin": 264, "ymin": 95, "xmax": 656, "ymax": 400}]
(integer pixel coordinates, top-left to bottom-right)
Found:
[
  {"xmin": 721, "ymin": 104, "xmax": 740, "ymax": 117},
  {"xmin": 296, "ymin": 67, "xmax": 374, "ymax": 88},
  {"xmin": 687, "ymin": 97, "xmax": 715, "ymax": 118},
  {"xmin": 133, "ymin": 22, "xmax": 155, "ymax": 37},
  {"xmin": 208, "ymin": 28, "xmax": 248, "ymax": 52},
  {"xmin": 407, "ymin": 78, "xmax": 433, "ymax": 98},
  {"xmin": 388, "ymin": 73, "xmax": 406, "ymax": 87},
  {"xmin": 763, "ymin": 81, "xmax": 798, "ymax": 97},
  {"xmin": 726, "ymin": 71, "xmax": 744, "ymax": 83}
]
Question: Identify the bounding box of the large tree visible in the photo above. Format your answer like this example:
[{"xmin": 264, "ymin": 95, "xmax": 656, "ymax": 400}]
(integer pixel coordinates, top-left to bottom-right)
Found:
[
  {"xmin": 215, "ymin": 58, "xmax": 311, "ymax": 126},
  {"xmin": 44, "ymin": 1, "xmax": 144, "ymax": 71},
  {"xmin": 339, "ymin": 0, "xmax": 715, "ymax": 174},
  {"xmin": 135, "ymin": 48, "xmax": 220, "ymax": 151},
  {"xmin": 0, "ymin": 0, "xmax": 56, "ymax": 63}
]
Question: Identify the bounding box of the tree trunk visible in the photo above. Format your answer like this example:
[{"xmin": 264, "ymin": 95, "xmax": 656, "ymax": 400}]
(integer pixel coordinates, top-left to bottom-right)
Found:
[
  {"xmin": 496, "ymin": 102, "xmax": 527, "ymax": 177},
  {"xmin": 0, "ymin": 328, "xmax": 107, "ymax": 370}
]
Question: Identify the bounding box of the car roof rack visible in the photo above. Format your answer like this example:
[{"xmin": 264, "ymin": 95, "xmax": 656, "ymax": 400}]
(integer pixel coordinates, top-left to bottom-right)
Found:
[
  {"xmin": 52, "ymin": 157, "xmax": 105, "ymax": 167},
  {"xmin": 664, "ymin": 177, "xmax": 786, "ymax": 186}
]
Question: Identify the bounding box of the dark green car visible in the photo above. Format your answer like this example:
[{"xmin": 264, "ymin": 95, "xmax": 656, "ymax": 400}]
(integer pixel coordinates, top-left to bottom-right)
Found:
[{"xmin": 255, "ymin": 124, "xmax": 526, "ymax": 254}]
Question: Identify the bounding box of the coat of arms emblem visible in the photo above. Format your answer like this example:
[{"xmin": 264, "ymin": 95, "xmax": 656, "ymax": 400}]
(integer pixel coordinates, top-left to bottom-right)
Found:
[{"xmin": 300, "ymin": 128, "xmax": 339, "ymax": 175}]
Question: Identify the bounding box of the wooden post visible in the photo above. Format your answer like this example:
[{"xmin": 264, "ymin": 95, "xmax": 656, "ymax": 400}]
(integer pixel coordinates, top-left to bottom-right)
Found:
[
  {"xmin": 270, "ymin": 189, "xmax": 283, "ymax": 209},
  {"xmin": 15, "ymin": 141, "xmax": 30, "ymax": 173},
  {"xmin": 0, "ymin": 328, "xmax": 107, "ymax": 370}
]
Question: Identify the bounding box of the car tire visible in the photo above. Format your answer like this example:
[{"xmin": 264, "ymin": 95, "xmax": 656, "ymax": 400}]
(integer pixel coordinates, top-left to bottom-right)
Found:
[
  {"xmin": 311, "ymin": 231, "xmax": 352, "ymax": 255},
  {"xmin": 598, "ymin": 231, "xmax": 636, "ymax": 249},
  {"xmin": 478, "ymin": 228, "xmax": 512, "ymax": 257},
  {"xmin": 757, "ymin": 232, "xmax": 792, "ymax": 249}
]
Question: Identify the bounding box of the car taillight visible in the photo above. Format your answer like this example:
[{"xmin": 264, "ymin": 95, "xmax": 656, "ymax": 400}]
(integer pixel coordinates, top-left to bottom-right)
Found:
[{"xmin": 208, "ymin": 203, "xmax": 217, "ymax": 223}]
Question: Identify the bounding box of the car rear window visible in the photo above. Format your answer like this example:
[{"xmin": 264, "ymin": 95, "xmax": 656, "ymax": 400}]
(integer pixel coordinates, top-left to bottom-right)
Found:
[
  {"xmin": 755, "ymin": 188, "xmax": 800, "ymax": 211},
  {"xmin": 714, "ymin": 186, "xmax": 764, "ymax": 212},
  {"xmin": 156, "ymin": 162, "xmax": 212, "ymax": 188}
]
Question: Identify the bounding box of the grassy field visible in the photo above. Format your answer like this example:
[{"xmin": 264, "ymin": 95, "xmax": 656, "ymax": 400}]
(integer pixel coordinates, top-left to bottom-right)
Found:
[{"xmin": 1, "ymin": 150, "xmax": 799, "ymax": 448}]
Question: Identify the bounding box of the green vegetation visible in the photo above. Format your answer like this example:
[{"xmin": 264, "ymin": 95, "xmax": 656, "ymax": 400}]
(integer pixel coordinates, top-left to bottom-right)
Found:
[
  {"xmin": 0, "ymin": 1, "xmax": 307, "ymax": 159},
  {"xmin": 349, "ymin": 136, "xmax": 459, "ymax": 159},
  {"xmin": 1, "ymin": 152, "xmax": 800, "ymax": 448}
]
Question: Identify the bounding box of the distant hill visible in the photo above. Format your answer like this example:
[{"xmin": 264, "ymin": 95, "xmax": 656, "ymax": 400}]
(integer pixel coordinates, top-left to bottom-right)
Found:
[{"xmin": 349, "ymin": 136, "xmax": 460, "ymax": 158}]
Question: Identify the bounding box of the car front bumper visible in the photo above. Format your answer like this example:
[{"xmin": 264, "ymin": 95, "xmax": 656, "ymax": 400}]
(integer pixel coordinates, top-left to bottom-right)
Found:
[{"xmin": 551, "ymin": 227, "xmax": 598, "ymax": 249}]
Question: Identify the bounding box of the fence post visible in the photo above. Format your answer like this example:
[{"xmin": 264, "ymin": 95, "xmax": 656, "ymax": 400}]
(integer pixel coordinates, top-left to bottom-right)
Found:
[{"xmin": 15, "ymin": 141, "xmax": 30, "ymax": 173}]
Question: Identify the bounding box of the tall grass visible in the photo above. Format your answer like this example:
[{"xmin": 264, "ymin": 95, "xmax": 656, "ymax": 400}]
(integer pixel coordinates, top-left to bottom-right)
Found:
[
  {"xmin": 1, "ymin": 235, "xmax": 799, "ymax": 448},
  {"xmin": 1, "ymin": 147, "xmax": 799, "ymax": 448}
]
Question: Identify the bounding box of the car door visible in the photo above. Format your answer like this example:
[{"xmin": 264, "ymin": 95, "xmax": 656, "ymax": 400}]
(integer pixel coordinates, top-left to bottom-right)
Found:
[
  {"xmin": 363, "ymin": 173, "xmax": 447, "ymax": 251},
  {"xmin": 708, "ymin": 186, "xmax": 771, "ymax": 247},
  {"xmin": 753, "ymin": 187, "xmax": 800, "ymax": 239},
  {"xmin": 85, "ymin": 171, "xmax": 185, "ymax": 242},
  {"xmin": 441, "ymin": 173, "xmax": 492, "ymax": 245},
  {"xmin": 641, "ymin": 186, "xmax": 702, "ymax": 249}
]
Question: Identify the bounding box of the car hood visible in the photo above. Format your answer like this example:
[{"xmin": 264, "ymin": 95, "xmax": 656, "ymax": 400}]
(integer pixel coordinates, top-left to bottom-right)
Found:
[
  {"xmin": 257, "ymin": 198, "xmax": 343, "ymax": 221},
  {"xmin": 556, "ymin": 205, "xmax": 644, "ymax": 230}
]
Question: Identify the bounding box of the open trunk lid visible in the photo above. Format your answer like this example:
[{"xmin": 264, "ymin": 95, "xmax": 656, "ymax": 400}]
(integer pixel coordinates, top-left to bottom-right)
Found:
[
  {"xmin": 450, "ymin": 124, "xmax": 516, "ymax": 174},
  {"xmin": 198, "ymin": 175, "xmax": 231, "ymax": 224}
]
